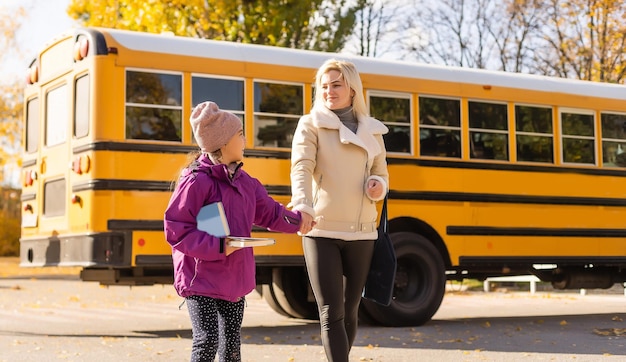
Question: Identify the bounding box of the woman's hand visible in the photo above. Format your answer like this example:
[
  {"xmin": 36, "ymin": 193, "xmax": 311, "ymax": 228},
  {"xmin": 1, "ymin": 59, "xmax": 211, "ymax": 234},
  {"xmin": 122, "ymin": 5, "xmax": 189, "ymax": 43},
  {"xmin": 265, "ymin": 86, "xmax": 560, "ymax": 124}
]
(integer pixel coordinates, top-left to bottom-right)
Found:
[{"xmin": 366, "ymin": 179, "xmax": 384, "ymax": 200}]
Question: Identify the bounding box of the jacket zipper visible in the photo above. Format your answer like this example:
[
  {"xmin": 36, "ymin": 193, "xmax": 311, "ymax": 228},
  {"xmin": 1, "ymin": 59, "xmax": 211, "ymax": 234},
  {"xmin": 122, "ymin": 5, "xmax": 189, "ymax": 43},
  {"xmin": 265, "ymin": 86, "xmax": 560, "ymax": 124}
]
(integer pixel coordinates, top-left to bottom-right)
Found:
[
  {"xmin": 189, "ymin": 258, "xmax": 200, "ymax": 287},
  {"xmin": 313, "ymin": 174, "xmax": 323, "ymax": 207},
  {"xmin": 356, "ymin": 158, "xmax": 368, "ymax": 230}
]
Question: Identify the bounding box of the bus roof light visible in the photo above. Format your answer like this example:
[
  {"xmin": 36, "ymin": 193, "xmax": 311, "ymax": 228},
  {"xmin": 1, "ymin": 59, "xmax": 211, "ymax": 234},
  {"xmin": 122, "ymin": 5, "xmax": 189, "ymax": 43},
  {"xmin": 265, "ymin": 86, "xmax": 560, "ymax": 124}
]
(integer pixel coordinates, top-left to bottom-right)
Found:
[
  {"xmin": 73, "ymin": 38, "xmax": 90, "ymax": 62},
  {"xmin": 26, "ymin": 65, "xmax": 38, "ymax": 85}
]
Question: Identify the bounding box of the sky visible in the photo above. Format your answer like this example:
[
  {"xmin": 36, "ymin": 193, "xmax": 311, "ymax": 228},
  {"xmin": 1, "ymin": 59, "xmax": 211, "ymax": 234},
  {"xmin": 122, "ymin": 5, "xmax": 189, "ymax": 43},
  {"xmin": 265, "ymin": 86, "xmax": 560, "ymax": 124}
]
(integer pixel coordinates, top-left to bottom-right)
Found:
[{"xmin": 2, "ymin": 0, "xmax": 76, "ymax": 84}]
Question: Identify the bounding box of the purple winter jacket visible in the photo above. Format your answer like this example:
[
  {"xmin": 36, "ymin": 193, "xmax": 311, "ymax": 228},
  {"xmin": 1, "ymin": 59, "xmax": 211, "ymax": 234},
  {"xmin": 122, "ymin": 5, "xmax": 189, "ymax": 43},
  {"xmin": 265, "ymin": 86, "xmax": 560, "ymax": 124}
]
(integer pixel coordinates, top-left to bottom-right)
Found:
[{"xmin": 164, "ymin": 154, "xmax": 301, "ymax": 302}]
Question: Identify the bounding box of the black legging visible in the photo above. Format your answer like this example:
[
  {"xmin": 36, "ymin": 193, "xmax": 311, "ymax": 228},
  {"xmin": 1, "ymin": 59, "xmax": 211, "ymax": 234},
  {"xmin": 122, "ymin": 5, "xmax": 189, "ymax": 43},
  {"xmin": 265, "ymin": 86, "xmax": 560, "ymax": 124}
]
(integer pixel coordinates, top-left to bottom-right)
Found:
[
  {"xmin": 303, "ymin": 236, "xmax": 375, "ymax": 362},
  {"xmin": 186, "ymin": 295, "xmax": 245, "ymax": 362}
]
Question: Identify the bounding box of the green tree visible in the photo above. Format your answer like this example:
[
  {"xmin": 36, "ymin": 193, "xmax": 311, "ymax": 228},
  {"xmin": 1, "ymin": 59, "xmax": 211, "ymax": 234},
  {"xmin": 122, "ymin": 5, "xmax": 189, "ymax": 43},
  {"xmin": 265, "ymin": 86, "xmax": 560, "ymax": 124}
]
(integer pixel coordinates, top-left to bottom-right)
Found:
[{"xmin": 68, "ymin": 0, "xmax": 358, "ymax": 52}]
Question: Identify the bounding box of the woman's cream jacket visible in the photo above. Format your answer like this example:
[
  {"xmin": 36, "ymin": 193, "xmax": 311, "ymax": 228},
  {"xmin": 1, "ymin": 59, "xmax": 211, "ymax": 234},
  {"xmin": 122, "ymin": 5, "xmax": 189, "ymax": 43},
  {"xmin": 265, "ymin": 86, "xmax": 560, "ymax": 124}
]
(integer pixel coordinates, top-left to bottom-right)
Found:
[{"xmin": 290, "ymin": 105, "xmax": 389, "ymax": 241}]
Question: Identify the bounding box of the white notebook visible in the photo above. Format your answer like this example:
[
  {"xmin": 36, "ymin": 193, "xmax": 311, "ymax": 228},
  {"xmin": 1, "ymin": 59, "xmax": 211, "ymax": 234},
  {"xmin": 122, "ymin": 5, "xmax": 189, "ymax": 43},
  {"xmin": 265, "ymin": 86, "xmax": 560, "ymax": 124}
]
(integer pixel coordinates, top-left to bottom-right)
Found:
[{"xmin": 227, "ymin": 237, "xmax": 276, "ymax": 248}]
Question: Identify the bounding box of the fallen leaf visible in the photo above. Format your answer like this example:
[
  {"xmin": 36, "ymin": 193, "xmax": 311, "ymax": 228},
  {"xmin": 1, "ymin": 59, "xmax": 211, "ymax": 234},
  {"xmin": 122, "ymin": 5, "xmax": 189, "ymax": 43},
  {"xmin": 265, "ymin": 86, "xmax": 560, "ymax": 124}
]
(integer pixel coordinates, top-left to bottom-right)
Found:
[{"xmin": 593, "ymin": 328, "xmax": 626, "ymax": 336}]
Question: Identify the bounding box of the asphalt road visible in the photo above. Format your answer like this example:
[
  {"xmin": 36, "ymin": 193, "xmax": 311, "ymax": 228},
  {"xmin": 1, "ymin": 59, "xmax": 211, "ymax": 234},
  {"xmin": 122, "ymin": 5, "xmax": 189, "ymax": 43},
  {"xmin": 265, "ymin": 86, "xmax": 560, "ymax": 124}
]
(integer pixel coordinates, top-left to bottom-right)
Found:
[{"xmin": 1, "ymin": 275, "xmax": 625, "ymax": 362}]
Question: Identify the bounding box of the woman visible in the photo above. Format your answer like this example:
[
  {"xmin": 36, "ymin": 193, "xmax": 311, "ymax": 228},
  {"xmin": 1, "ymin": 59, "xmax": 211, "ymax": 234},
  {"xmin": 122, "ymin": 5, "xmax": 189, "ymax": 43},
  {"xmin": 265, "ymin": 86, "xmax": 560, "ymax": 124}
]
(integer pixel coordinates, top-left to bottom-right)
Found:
[{"xmin": 289, "ymin": 59, "xmax": 389, "ymax": 362}]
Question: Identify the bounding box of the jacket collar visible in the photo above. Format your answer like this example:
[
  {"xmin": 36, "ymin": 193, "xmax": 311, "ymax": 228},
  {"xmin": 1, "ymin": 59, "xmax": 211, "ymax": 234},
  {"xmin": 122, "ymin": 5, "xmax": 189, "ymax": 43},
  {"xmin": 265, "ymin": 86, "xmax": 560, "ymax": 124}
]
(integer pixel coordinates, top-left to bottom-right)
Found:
[
  {"xmin": 188, "ymin": 154, "xmax": 242, "ymax": 182},
  {"xmin": 310, "ymin": 105, "xmax": 388, "ymax": 159}
]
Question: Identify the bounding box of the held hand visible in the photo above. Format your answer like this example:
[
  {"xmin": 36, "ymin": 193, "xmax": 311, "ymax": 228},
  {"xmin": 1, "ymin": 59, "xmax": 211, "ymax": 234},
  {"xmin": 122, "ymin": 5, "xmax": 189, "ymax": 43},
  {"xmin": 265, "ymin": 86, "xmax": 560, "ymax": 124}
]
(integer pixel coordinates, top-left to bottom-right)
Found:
[
  {"xmin": 224, "ymin": 242, "xmax": 238, "ymax": 256},
  {"xmin": 366, "ymin": 179, "xmax": 384, "ymax": 200},
  {"xmin": 298, "ymin": 212, "xmax": 315, "ymax": 235}
]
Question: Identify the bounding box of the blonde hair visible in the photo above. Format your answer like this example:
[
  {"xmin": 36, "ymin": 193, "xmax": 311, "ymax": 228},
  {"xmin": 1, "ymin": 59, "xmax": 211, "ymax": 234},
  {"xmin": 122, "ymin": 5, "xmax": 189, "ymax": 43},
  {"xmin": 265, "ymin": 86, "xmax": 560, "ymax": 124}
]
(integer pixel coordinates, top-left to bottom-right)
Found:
[{"xmin": 313, "ymin": 59, "xmax": 369, "ymax": 118}]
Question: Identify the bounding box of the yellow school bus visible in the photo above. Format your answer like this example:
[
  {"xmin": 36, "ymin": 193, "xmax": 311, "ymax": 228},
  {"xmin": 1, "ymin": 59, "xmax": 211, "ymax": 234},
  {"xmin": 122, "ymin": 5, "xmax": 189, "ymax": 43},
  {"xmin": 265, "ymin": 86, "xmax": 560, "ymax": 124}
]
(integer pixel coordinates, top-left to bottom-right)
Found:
[{"xmin": 20, "ymin": 27, "xmax": 626, "ymax": 327}]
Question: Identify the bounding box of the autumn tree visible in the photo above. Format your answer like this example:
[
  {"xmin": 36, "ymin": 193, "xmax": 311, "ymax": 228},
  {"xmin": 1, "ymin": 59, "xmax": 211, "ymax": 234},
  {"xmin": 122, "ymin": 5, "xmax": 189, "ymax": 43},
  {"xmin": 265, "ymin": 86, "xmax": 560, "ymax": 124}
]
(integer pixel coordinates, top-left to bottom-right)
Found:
[
  {"xmin": 344, "ymin": 0, "xmax": 404, "ymax": 57},
  {"xmin": 0, "ymin": 5, "xmax": 26, "ymax": 255},
  {"xmin": 0, "ymin": 5, "xmax": 25, "ymax": 181},
  {"xmin": 486, "ymin": 0, "xmax": 545, "ymax": 73},
  {"xmin": 537, "ymin": 0, "xmax": 626, "ymax": 82},
  {"xmin": 394, "ymin": 0, "xmax": 626, "ymax": 83},
  {"xmin": 398, "ymin": 0, "xmax": 542, "ymax": 71},
  {"xmin": 67, "ymin": 0, "xmax": 359, "ymax": 52}
]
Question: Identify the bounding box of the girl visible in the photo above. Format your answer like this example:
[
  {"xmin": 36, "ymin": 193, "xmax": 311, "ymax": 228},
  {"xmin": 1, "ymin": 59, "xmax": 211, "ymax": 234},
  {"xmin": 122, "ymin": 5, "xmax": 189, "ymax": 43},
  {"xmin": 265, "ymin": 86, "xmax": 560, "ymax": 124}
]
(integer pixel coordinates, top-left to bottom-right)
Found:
[{"xmin": 164, "ymin": 101, "xmax": 302, "ymax": 362}]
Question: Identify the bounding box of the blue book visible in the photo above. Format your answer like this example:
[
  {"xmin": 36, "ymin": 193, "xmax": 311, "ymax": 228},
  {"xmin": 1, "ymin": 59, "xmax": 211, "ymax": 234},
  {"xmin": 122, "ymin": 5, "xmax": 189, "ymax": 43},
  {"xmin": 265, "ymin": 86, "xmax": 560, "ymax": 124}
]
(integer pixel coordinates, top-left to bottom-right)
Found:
[{"xmin": 196, "ymin": 202, "xmax": 230, "ymax": 237}]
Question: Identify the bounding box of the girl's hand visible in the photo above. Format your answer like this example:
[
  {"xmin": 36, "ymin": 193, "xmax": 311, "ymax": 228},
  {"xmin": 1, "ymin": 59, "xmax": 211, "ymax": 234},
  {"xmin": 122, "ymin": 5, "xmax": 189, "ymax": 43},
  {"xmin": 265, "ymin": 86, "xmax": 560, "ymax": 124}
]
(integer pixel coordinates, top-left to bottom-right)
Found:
[
  {"xmin": 224, "ymin": 242, "xmax": 238, "ymax": 256},
  {"xmin": 298, "ymin": 212, "xmax": 315, "ymax": 235},
  {"xmin": 366, "ymin": 179, "xmax": 383, "ymax": 200}
]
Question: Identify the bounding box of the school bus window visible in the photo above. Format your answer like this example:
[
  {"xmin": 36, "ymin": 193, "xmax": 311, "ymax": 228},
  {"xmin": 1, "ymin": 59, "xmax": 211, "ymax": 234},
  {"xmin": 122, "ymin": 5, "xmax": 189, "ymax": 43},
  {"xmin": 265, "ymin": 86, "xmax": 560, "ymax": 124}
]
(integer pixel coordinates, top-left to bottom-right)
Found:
[
  {"xmin": 515, "ymin": 105, "xmax": 554, "ymax": 163},
  {"xmin": 191, "ymin": 76, "xmax": 245, "ymax": 145},
  {"xmin": 46, "ymin": 85, "xmax": 68, "ymax": 147},
  {"xmin": 469, "ymin": 101, "xmax": 508, "ymax": 160},
  {"xmin": 561, "ymin": 111, "xmax": 595, "ymax": 164},
  {"xmin": 370, "ymin": 93, "xmax": 411, "ymax": 154},
  {"xmin": 26, "ymin": 97, "xmax": 40, "ymax": 153},
  {"xmin": 43, "ymin": 179, "xmax": 66, "ymax": 217},
  {"xmin": 74, "ymin": 74, "xmax": 90, "ymax": 138},
  {"xmin": 253, "ymin": 81, "xmax": 303, "ymax": 148},
  {"xmin": 600, "ymin": 112, "xmax": 626, "ymax": 167},
  {"xmin": 125, "ymin": 70, "xmax": 182, "ymax": 141},
  {"xmin": 419, "ymin": 97, "xmax": 461, "ymax": 158},
  {"xmin": 192, "ymin": 76, "xmax": 244, "ymax": 111}
]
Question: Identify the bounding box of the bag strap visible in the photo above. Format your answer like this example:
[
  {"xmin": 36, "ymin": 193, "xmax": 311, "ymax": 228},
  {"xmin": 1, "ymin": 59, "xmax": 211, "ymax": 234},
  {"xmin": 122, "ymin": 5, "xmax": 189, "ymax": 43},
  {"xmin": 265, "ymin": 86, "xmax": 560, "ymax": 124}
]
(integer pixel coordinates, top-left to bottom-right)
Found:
[{"xmin": 379, "ymin": 194, "xmax": 389, "ymax": 233}]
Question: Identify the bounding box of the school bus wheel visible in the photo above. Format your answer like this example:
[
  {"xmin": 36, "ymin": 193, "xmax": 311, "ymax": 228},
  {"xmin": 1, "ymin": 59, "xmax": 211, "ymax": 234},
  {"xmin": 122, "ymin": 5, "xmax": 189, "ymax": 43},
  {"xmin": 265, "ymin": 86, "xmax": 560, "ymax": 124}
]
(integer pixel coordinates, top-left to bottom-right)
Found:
[{"xmin": 265, "ymin": 266, "xmax": 318, "ymax": 320}]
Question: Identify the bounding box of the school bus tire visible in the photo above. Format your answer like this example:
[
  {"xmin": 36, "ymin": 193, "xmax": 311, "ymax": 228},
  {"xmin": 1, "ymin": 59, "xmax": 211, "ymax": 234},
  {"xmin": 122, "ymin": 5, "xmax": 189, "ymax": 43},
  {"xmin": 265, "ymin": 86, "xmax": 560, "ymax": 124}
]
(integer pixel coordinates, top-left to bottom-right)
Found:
[
  {"xmin": 260, "ymin": 284, "xmax": 292, "ymax": 318},
  {"xmin": 361, "ymin": 232, "xmax": 446, "ymax": 327},
  {"xmin": 270, "ymin": 266, "xmax": 319, "ymax": 320},
  {"xmin": 358, "ymin": 303, "xmax": 378, "ymax": 325}
]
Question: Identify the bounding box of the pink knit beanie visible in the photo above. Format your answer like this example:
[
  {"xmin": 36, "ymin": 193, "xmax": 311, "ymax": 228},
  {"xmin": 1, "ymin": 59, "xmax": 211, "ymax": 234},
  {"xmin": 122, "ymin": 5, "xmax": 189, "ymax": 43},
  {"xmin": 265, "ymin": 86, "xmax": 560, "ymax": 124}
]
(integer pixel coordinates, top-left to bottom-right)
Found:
[{"xmin": 190, "ymin": 101, "xmax": 242, "ymax": 153}]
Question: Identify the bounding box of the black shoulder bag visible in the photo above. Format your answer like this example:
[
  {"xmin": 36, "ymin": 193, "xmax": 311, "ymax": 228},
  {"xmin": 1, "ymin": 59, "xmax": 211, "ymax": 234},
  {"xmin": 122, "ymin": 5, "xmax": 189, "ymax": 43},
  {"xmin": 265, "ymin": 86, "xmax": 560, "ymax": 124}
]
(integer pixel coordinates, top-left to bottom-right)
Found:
[{"xmin": 362, "ymin": 194, "xmax": 397, "ymax": 306}]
